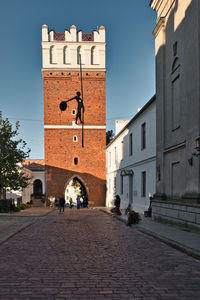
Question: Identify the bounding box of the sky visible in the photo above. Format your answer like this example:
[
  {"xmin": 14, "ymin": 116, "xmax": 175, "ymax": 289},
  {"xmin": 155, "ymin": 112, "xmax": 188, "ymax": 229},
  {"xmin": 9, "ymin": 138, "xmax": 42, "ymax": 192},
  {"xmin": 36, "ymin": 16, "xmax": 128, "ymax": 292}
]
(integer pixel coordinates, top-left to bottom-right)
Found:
[{"xmin": 0, "ymin": 0, "xmax": 156, "ymax": 159}]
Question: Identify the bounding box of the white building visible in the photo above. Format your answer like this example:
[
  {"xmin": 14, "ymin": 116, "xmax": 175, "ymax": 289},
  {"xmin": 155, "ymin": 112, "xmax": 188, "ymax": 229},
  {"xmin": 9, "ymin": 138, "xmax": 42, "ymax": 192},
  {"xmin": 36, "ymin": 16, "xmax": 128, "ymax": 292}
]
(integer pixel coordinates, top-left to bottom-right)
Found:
[
  {"xmin": 150, "ymin": 0, "xmax": 200, "ymax": 230},
  {"xmin": 106, "ymin": 95, "xmax": 156, "ymax": 214}
]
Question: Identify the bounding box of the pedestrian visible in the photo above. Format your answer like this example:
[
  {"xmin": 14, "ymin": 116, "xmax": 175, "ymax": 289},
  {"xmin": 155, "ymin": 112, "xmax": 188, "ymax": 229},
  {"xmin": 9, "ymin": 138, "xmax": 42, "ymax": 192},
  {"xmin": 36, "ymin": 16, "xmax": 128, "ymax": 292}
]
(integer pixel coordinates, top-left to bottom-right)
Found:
[
  {"xmin": 83, "ymin": 195, "xmax": 88, "ymax": 208},
  {"xmin": 52, "ymin": 196, "xmax": 56, "ymax": 208},
  {"xmin": 80, "ymin": 196, "xmax": 83, "ymax": 208},
  {"xmin": 77, "ymin": 195, "xmax": 81, "ymax": 209},
  {"xmin": 114, "ymin": 195, "xmax": 121, "ymax": 215},
  {"xmin": 59, "ymin": 196, "xmax": 65, "ymax": 214},
  {"xmin": 69, "ymin": 197, "xmax": 73, "ymax": 209}
]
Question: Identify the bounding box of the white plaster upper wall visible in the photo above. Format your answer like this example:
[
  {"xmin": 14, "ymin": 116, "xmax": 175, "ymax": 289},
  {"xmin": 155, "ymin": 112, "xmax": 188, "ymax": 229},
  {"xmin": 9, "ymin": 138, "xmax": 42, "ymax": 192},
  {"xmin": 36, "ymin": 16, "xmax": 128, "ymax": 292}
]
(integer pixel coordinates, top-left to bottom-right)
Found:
[
  {"xmin": 115, "ymin": 120, "xmax": 129, "ymax": 135},
  {"xmin": 41, "ymin": 25, "xmax": 106, "ymax": 69},
  {"xmin": 106, "ymin": 100, "xmax": 156, "ymax": 174}
]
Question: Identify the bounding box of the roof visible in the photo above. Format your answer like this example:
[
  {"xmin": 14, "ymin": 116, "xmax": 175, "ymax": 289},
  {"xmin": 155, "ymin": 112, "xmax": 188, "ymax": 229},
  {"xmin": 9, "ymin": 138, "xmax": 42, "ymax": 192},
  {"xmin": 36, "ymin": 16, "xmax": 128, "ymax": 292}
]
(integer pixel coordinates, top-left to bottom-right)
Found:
[
  {"xmin": 23, "ymin": 159, "xmax": 45, "ymax": 171},
  {"xmin": 106, "ymin": 94, "xmax": 156, "ymax": 149}
]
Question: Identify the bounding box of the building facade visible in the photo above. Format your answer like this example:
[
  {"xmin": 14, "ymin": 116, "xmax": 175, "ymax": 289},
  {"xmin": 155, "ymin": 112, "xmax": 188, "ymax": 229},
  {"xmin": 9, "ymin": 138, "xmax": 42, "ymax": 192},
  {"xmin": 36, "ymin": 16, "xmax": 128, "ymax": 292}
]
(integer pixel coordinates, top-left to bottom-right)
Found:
[
  {"xmin": 106, "ymin": 96, "xmax": 156, "ymax": 214},
  {"xmin": 41, "ymin": 25, "xmax": 106, "ymax": 206},
  {"xmin": 150, "ymin": 0, "xmax": 200, "ymax": 229}
]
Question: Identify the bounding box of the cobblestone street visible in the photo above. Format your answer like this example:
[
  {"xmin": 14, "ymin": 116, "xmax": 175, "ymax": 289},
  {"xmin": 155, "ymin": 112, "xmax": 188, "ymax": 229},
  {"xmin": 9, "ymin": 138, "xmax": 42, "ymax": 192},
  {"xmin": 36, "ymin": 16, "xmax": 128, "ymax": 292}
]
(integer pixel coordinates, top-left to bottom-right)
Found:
[{"xmin": 0, "ymin": 209, "xmax": 200, "ymax": 299}]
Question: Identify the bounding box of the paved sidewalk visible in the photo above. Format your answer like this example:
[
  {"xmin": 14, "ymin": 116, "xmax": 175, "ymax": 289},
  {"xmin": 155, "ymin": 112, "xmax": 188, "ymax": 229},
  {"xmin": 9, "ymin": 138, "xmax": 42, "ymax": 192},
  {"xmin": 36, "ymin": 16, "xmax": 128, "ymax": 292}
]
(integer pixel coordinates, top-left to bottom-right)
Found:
[
  {"xmin": 101, "ymin": 208, "xmax": 200, "ymax": 259},
  {"xmin": 0, "ymin": 207, "xmax": 54, "ymax": 245}
]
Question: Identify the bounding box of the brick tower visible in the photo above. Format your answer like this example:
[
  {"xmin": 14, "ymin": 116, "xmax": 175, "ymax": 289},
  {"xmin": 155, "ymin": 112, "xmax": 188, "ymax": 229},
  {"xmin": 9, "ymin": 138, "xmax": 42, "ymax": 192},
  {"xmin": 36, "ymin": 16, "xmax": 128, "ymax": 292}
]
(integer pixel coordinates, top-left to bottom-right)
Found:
[{"xmin": 41, "ymin": 25, "xmax": 106, "ymax": 206}]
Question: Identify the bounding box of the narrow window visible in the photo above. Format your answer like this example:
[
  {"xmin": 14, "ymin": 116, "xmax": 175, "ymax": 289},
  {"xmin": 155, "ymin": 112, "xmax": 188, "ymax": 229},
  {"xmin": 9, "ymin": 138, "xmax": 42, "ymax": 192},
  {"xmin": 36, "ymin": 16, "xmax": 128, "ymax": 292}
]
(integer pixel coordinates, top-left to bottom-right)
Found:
[
  {"xmin": 72, "ymin": 109, "xmax": 76, "ymax": 115},
  {"xmin": 141, "ymin": 123, "xmax": 146, "ymax": 150},
  {"xmin": 121, "ymin": 174, "xmax": 123, "ymax": 195},
  {"xmin": 74, "ymin": 157, "xmax": 78, "ymax": 165},
  {"xmin": 73, "ymin": 136, "xmax": 78, "ymax": 142},
  {"xmin": 129, "ymin": 133, "xmax": 133, "ymax": 156},
  {"xmin": 121, "ymin": 141, "xmax": 124, "ymax": 160},
  {"xmin": 141, "ymin": 171, "xmax": 146, "ymax": 197},
  {"xmin": 115, "ymin": 147, "xmax": 117, "ymax": 164}
]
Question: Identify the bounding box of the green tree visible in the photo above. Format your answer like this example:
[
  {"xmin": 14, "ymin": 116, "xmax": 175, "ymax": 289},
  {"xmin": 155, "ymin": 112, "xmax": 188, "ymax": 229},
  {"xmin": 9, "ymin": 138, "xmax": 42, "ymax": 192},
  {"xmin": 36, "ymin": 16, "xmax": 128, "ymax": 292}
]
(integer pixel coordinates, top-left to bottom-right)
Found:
[
  {"xmin": 0, "ymin": 113, "xmax": 31, "ymax": 199},
  {"xmin": 106, "ymin": 130, "xmax": 114, "ymax": 145}
]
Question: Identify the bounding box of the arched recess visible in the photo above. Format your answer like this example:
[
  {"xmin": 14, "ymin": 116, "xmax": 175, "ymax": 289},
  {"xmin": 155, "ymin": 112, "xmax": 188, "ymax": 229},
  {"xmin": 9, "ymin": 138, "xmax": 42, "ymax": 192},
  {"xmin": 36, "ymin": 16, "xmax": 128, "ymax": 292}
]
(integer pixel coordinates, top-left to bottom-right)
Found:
[
  {"xmin": 50, "ymin": 45, "xmax": 57, "ymax": 64},
  {"xmin": 33, "ymin": 179, "xmax": 43, "ymax": 199},
  {"xmin": 64, "ymin": 175, "xmax": 88, "ymax": 203},
  {"xmin": 63, "ymin": 46, "xmax": 70, "ymax": 64},
  {"xmin": 91, "ymin": 46, "xmax": 99, "ymax": 65},
  {"xmin": 77, "ymin": 46, "xmax": 84, "ymax": 64}
]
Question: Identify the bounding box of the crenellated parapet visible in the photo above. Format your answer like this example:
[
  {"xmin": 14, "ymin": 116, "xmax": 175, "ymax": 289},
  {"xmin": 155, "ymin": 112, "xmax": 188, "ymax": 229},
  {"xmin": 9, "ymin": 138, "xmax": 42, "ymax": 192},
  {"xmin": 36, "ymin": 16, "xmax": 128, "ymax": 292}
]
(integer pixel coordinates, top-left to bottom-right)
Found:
[{"xmin": 41, "ymin": 25, "xmax": 106, "ymax": 70}]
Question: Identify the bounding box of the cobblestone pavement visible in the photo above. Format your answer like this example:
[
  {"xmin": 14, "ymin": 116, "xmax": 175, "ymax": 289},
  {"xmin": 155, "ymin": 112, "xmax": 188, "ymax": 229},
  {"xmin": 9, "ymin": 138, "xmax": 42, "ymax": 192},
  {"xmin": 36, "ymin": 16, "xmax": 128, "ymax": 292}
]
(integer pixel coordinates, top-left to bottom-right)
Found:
[{"xmin": 0, "ymin": 209, "xmax": 200, "ymax": 299}]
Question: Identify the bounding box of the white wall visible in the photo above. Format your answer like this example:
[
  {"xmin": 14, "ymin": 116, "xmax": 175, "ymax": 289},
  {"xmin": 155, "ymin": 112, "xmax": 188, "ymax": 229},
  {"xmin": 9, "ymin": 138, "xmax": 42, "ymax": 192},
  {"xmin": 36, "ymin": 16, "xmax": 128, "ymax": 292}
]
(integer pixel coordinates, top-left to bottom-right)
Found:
[{"xmin": 106, "ymin": 98, "xmax": 156, "ymax": 214}]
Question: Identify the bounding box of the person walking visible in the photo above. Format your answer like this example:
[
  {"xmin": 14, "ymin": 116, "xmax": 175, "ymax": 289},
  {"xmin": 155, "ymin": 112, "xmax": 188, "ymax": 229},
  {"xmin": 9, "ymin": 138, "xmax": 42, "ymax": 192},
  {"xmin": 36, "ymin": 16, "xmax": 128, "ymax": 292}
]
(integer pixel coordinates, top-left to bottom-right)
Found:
[
  {"xmin": 77, "ymin": 195, "xmax": 81, "ymax": 209},
  {"xmin": 114, "ymin": 195, "xmax": 121, "ymax": 215},
  {"xmin": 69, "ymin": 197, "xmax": 73, "ymax": 209},
  {"xmin": 59, "ymin": 196, "xmax": 65, "ymax": 214}
]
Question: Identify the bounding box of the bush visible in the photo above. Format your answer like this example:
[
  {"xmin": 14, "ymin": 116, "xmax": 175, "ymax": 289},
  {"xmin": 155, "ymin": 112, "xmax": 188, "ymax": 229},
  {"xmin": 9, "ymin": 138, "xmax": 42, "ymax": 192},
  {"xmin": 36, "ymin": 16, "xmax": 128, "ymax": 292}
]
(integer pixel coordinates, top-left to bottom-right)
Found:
[{"xmin": 0, "ymin": 200, "xmax": 10, "ymax": 213}]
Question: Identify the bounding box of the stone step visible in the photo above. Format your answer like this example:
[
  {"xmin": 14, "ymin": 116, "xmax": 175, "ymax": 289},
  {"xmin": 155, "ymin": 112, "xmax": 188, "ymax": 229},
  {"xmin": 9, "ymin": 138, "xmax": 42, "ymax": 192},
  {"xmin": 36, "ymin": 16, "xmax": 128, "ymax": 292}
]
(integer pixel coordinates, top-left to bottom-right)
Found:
[{"xmin": 32, "ymin": 199, "xmax": 43, "ymax": 207}]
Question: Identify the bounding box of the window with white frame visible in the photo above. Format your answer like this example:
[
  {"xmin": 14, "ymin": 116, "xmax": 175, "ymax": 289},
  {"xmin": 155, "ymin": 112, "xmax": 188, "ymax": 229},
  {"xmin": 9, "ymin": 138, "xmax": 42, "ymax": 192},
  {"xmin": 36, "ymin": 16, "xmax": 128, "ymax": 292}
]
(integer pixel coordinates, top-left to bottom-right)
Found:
[
  {"xmin": 72, "ymin": 109, "xmax": 76, "ymax": 115},
  {"xmin": 73, "ymin": 136, "xmax": 78, "ymax": 142}
]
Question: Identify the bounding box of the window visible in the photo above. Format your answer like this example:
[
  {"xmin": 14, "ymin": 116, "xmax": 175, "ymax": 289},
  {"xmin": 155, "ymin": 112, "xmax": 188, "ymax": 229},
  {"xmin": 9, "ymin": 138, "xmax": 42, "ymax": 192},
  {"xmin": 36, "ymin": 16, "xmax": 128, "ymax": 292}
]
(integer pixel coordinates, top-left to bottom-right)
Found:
[
  {"xmin": 73, "ymin": 135, "xmax": 78, "ymax": 142},
  {"xmin": 121, "ymin": 174, "xmax": 123, "ymax": 195},
  {"xmin": 72, "ymin": 109, "xmax": 76, "ymax": 115},
  {"xmin": 121, "ymin": 141, "xmax": 124, "ymax": 160},
  {"xmin": 115, "ymin": 147, "xmax": 117, "ymax": 164},
  {"xmin": 74, "ymin": 157, "xmax": 78, "ymax": 165},
  {"xmin": 141, "ymin": 171, "xmax": 146, "ymax": 197},
  {"xmin": 129, "ymin": 133, "xmax": 133, "ymax": 156},
  {"xmin": 109, "ymin": 152, "xmax": 111, "ymax": 167},
  {"xmin": 141, "ymin": 123, "xmax": 146, "ymax": 150}
]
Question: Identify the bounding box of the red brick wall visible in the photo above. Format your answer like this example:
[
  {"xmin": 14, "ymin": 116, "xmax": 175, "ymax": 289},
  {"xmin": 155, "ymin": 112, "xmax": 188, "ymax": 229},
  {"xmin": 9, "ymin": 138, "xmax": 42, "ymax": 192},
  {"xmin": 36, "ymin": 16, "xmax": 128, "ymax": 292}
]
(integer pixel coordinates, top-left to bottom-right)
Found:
[{"xmin": 43, "ymin": 71, "xmax": 106, "ymax": 206}]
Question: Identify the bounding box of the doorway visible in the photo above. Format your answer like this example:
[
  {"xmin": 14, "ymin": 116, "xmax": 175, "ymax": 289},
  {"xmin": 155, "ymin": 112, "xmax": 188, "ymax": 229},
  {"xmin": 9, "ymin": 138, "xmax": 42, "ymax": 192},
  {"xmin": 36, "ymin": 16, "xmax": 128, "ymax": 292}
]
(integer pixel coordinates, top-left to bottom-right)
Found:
[{"xmin": 33, "ymin": 179, "xmax": 43, "ymax": 199}]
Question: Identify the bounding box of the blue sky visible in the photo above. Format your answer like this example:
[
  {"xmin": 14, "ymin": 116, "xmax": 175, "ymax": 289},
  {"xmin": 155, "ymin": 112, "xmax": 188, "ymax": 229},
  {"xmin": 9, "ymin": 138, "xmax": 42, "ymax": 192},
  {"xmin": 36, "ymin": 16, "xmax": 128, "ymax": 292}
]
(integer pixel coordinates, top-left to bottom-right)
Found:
[{"xmin": 0, "ymin": 0, "xmax": 156, "ymax": 158}]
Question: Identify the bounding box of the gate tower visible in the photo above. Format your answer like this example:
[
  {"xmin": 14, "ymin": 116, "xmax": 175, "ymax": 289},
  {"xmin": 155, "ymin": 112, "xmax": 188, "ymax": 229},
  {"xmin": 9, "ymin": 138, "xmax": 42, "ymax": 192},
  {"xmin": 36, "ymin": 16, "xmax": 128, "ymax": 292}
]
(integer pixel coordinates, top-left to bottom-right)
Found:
[{"xmin": 41, "ymin": 25, "xmax": 106, "ymax": 206}]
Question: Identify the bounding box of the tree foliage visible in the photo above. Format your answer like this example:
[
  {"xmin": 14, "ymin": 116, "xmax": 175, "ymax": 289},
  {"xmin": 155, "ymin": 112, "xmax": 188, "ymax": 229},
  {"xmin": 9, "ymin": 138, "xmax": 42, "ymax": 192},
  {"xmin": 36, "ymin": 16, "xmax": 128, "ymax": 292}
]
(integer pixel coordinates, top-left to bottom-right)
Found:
[
  {"xmin": 106, "ymin": 130, "xmax": 114, "ymax": 145},
  {"xmin": 0, "ymin": 113, "xmax": 31, "ymax": 199}
]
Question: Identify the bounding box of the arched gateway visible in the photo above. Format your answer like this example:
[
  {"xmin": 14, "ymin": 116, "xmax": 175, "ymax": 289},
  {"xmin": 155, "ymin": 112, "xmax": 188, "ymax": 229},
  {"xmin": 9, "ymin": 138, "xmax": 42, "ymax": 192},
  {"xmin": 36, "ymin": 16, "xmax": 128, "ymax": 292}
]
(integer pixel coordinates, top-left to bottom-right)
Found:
[{"xmin": 65, "ymin": 176, "xmax": 88, "ymax": 205}]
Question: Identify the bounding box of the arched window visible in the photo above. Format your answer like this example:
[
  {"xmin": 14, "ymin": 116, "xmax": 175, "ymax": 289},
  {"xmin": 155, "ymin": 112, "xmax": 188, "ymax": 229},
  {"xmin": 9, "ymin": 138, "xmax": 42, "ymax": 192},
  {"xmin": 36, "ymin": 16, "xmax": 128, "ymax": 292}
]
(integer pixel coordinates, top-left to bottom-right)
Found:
[
  {"xmin": 50, "ymin": 45, "xmax": 57, "ymax": 64},
  {"xmin": 33, "ymin": 179, "xmax": 43, "ymax": 199},
  {"xmin": 74, "ymin": 157, "xmax": 78, "ymax": 165},
  {"xmin": 63, "ymin": 46, "xmax": 70, "ymax": 64}
]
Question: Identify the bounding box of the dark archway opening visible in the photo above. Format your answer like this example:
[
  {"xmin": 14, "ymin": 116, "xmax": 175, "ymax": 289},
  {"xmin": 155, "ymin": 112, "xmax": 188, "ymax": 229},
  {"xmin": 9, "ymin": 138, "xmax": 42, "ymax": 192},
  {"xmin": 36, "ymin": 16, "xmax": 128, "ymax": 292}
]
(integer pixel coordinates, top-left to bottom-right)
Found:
[{"xmin": 33, "ymin": 179, "xmax": 43, "ymax": 199}]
